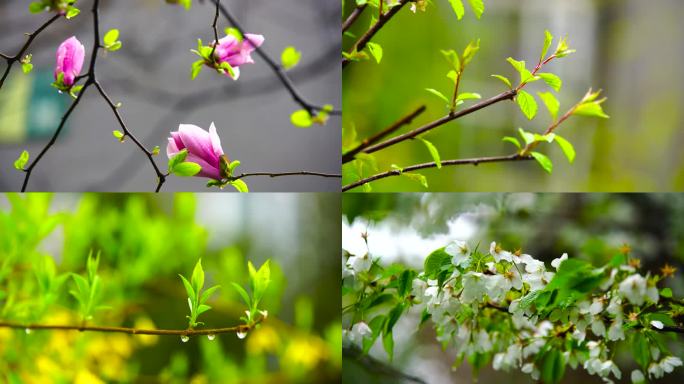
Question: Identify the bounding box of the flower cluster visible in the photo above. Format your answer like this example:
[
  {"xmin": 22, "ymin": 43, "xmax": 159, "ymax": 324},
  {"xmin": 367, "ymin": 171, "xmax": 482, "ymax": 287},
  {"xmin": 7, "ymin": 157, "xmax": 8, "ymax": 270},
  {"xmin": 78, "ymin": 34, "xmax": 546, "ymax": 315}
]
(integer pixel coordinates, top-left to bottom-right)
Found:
[{"xmin": 342, "ymin": 240, "xmax": 682, "ymax": 383}]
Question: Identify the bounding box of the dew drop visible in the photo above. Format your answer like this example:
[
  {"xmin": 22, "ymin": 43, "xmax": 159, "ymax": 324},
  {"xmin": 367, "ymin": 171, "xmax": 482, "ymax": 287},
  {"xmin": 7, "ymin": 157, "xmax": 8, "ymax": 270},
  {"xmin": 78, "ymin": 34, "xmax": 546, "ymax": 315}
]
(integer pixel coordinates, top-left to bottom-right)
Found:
[
  {"xmin": 207, "ymin": 334, "xmax": 216, "ymax": 341},
  {"xmin": 180, "ymin": 335, "xmax": 190, "ymax": 343},
  {"xmin": 57, "ymin": 90, "xmax": 63, "ymax": 94},
  {"xmin": 25, "ymin": 328, "xmax": 31, "ymax": 335},
  {"xmin": 237, "ymin": 331, "xmax": 247, "ymax": 339}
]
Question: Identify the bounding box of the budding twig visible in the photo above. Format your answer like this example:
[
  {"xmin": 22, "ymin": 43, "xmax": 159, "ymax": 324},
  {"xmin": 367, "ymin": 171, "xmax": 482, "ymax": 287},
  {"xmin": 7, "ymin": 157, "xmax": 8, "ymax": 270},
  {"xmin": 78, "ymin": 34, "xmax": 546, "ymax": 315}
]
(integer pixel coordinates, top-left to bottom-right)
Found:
[
  {"xmin": 20, "ymin": 0, "xmax": 166, "ymax": 192},
  {"xmin": 342, "ymin": 154, "xmax": 533, "ymax": 192},
  {"xmin": 0, "ymin": 318, "xmax": 262, "ymax": 336},
  {"xmin": 208, "ymin": 0, "xmax": 340, "ymax": 116},
  {"xmin": 229, "ymin": 171, "xmax": 341, "ymax": 181},
  {"xmin": 0, "ymin": 14, "xmax": 61, "ymax": 90},
  {"xmin": 342, "ymin": 4, "xmax": 367, "ymax": 32},
  {"xmin": 342, "ymin": 0, "xmax": 411, "ymax": 68}
]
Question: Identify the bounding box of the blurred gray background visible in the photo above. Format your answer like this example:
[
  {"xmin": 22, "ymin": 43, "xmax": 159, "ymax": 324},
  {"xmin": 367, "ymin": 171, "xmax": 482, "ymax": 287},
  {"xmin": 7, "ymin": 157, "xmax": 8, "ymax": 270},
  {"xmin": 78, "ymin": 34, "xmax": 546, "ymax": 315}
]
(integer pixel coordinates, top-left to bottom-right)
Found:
[{"xmin": 0, "ymin": 0, "xmax": 340, "ymax": 192}]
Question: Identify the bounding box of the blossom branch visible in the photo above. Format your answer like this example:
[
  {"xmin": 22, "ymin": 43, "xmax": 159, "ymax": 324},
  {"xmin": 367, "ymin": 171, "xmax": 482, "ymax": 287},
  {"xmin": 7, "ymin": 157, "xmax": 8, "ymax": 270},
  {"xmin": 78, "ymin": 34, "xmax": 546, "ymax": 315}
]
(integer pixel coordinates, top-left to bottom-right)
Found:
[
  {"xmin": 207, "ymin": 0, "xmax": 340, "ymax": 116},
  {"xmin": 342, "ymin": 105, "xmax": 426, "ymax": 163},
  {"xmin": 208, "ymin": 0, "xmax": 221, "ymax": 60},
  {"xmin": 0, "ymin": 13, "xmax": 61, "ymax": 90},
  {"xmin": 228, "ymin": 171, "xmax": 341, "ymax": 181},
  {"xmin": 344, "ymin": 90, "xmax": 517, "ymax": 163},
  {"xmin": 19, "ymin": 0, "xmax": 166, "ymax": 192},
  {"xmin": 342, "ymin": 154, "xmax": 533, "ymax": 192},
  {"xmin": 0, "ymin": 318, "xmax": 262, "ymax": 336},
  {"xmin": 342, "ymin": 0, "xmax": 411, "ymax": 68}
]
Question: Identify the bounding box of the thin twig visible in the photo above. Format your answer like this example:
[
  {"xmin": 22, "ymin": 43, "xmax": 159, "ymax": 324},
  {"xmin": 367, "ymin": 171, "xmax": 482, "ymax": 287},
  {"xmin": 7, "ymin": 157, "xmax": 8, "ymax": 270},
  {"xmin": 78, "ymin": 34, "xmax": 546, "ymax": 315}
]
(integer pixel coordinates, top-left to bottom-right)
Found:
[
  {"xmin": 0, "ymin": 320, "xmax": 260, "ymax": 336},
  {"xmin": 342, "ymin": 153, "xmax": 532, "ymax": 192},
  {"xmin": 342, "ymin": 0, "xmax": 410, "ymax": 68},
  {"xmin": 208, "ymin": 0, "xmax": 221, "ymax": 60},
  {"xmin": 230, "ymin": 171, "xmax": 341, "ymax": 180},
  {"xmin": 208, "ymin": 0, "xmax": 340, "ymax": 116},
  {"xmin": 93, "ymin": 81, "xmax": 167, "ymax": 192},
  {"xmin": 20, "ymin": 0, "xmax": 166, "ymax": 192},
  {"xmin": 0, "ymin": 13, "xmax": 61, "ymax": 90},
  {"xmin": 342, "ymin": 4, "xmax": 367, "ymax": 33},
  {"xmin": 347, "ymin": 90, "xmax": 517, "ymax": 161},
  {"xmin": 342, "ymin": 105, "xmax": 426, "ymax": 163}
]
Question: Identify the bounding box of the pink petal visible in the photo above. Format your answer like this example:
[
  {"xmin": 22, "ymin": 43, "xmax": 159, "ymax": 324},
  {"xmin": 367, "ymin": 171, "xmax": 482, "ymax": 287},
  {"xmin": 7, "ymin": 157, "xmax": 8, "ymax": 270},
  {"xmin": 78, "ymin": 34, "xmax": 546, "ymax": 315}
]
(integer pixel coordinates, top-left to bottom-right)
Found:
[
  {"xmin": 186, "ymin": 152, "xmax": 222, "ymax": 180},
  {"xmin": 166, "ymin": 137, "xmax": 180, "ymax": 159},
  {"xmin": 208, "ymin": 122, "xmax": 224, "ymax": 157},
  {"xmin": 177, "ymin": 124, "xmax": 218, "ymax": 165}
]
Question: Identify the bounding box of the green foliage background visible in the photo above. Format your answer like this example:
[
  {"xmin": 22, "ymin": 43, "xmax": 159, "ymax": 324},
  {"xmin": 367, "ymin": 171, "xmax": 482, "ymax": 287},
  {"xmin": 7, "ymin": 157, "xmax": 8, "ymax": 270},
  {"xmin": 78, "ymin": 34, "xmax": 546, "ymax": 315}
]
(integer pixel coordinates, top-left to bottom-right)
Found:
[
  {"xmin": 343, "ymin": 0, "xmax": 684, "ymax": 191},
  {"xmin": 0, "ymin": 193, "xmax": 341, "ymax": 383}
]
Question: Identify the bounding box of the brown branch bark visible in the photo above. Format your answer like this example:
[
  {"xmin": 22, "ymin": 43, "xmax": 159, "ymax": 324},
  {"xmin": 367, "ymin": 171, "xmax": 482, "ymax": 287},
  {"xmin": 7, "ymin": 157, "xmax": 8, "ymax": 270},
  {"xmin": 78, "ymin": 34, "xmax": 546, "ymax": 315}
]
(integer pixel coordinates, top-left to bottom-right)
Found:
[
  {"xmin": 342, "ymin": 153, "xmax": 533, "ymax": 192},
  {"xmin": 342, "ymin": 4, "xmax": 367, "ymax": 33}
]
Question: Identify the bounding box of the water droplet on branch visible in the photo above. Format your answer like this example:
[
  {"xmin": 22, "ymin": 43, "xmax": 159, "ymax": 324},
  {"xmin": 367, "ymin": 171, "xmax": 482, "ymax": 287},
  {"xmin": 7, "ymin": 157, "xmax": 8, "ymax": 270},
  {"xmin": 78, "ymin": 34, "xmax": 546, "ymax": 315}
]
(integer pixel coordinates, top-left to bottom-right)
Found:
[
  {"xmin": 25, "ymin": 328, "xmax": 31, "ymax": 335},
  {"xmin": 180, "ymin": 335, "xmax": 190, "ymax": 343},
  {"xmin": 207, "ymin": 334, "xmax": 216, "ymax": 341},
  {"xmin": 237, "ymin": 331, "xmax": 247, "ymax": 339}
]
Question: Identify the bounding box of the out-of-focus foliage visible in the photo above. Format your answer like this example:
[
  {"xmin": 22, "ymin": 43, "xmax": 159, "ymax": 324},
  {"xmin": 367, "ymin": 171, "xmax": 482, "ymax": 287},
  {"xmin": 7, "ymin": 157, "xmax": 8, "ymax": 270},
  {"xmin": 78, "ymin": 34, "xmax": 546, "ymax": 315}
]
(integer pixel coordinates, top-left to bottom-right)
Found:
[{"xmin": 0, "ymin": 193, "xmax": 341, "ymax": 383}]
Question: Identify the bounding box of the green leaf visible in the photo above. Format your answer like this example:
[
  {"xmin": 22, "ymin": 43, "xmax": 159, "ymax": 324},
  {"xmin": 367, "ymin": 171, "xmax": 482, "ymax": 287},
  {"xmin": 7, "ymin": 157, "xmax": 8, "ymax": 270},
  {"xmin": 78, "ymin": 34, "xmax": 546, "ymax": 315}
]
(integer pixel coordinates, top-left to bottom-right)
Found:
[
  {"xmin": 65, "ymin": 7, "xmax": 80, "ymax": 19},
  {"xmin": 104, "ymin": 30, "xmax": 119, "ymax": 46},
  {"xmin": 554, "ymin": 135, "xmax": 575, "ymax": 163},
  {"xmin": 531, "ymin": 151, "xmax": 553, "ymax": 173},
  {"xmin": 541, "ymin": 349, "xmax": 565, "ymax": 384},
  {"xmin": 179, "ymin": 274, "xmax": 195, "ymax": 302},
  {"xmin": 456, "ymin": 92, "xmax": 481, "ymax": 102},
  {"xmin": 491, "ymin": 74, "xmax": 512, "ymax": 89},
  {"xmin": 172, "ymin": 162, "xmax": 202, "ymax": 177},
  {"xmin": 541, "ymin": 30, "xmax": 554, "ymax": 62},
  {"xmin": 382, "ymin": 331, "xmax": 394, "ymax": 361},
  {"xmin": 506, "ymin": 58, "xmax": 534, "ymax": 84},
  {"xmin": 21, "ymin": 63, "xmax": 33, "ymax": 74},
  {"xmin": 190, "ymin": 259, "xmax": 205, "ymax": 297},
  {"xmin": 537, "ymin": 92, "xmax": 560, "ymax": 121},
  {"xmin": 230, "ymin": 282, "xmax": 251, "ymax": 308},
  {"xmin": 200, "ymin": 285, "xmax": 220, "ymax": 304},
  {"xmin": 14, "ymin": 150, "xmax": 29, "ymax": 170},
  {"xmin": 447, "ymin": 0, "xmax": 465, "ymax": 20},
  {"xmin": 107, "ymin": 41, "xmax": 122, "ymax": 52},
  {"xmin": 502, "ymin": 136, "xmax": 521, "ymax": 149},
  {"xmin": 29, "ymin": 2, "xmax": 44, "ymax": 13},
  {"xmin": 229, "ymin": 180, "xmax": 249, "ymax": 193},
  {"xmin": 632, "ymin": 332, "xmax": 651, "ymax": 370},
  {"xmin": 461, "ymin": 39, "xmax": 480, "ymax": 67},
  {"xmin": 538, "ymin": 73, "xmax": 562, "ymax": 92},
  {"xmin": 290, "ymin": 109, "xmax": 312, "ymax": 128},
  {"xmin": 425, "ymin": 88, "xmax": 449, "ymax": 104},
  {"xmin": 466, "ymin": 0, "xmax": 484, "ymax": 19},
  {"xmin": 660, "ymin": 287, "xmax": 673, "ymax": 298},
  {"xmin": 168, "ymin": 149, "xmax": 188, "ymax": 170},
  {"xmin": 400, "ymin": 173, "xmax": 428, "ymax": 188},
  {"xmin": 366, "ymin": 42, "xmax": 383, "ymax": 64},
  {"xmin": 152, "ymin": 146, "xmax": 160, "ymax": 156},
  {"xmin": 573, "ymin": 102, "xmax": 609, "ymax": 119},
  {"xmin": 418, "ymin": 138, "xmax": 441, "ymax": 169},
  {"xmin": 516, "ymin": 90, "xmax": 538, "ymax": 120},
  {"xmin": 196, "ymin": 304, "xmax": 211, "ymax": 316},
  {"xmin": 112, "ymin": 130, "xmax": 124, "ymax": 140},
  {"xmin": 280, "ymin": 46, "xmax": 301, "ymax": 69},
  {"xmin": 518, "ymin": 128, "xmax": 535, "ymax": 145},
  {"xmin": 190, "ymin": 60, "xmax": 204, "ymax": 80},
  {"xmin": 441, "ymin": 50, "xmax": 460, "ymax": 72},
  {"xmin": 424, "ymin": 247, "xmax": 451, "ymax": 278}
]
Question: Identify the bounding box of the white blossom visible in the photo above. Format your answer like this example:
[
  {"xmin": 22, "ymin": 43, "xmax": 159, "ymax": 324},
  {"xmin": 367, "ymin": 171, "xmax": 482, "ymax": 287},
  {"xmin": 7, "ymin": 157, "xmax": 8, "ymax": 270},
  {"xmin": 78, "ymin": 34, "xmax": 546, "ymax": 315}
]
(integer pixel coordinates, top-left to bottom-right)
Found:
[
  {"xmin": 347, "ymin": 253, "xmax": 372, "ymax": 273},
  {"xmin": 607, "ymin": 319, "xmax": 624, "ymax": 341},
  {"xmin": 461, "ymin": 272, "xmax": 487, "ymax": 303},
  {"xmin": 551, "ymin": 253, "xmax": 568, "ymax": 270},
  {"xmin": 446, "ymin": 240, "xmax": 470, "ymax": 268},
  {"xmin": 345, "ymin": 322, "xmax": 372, "ymax": 346},
  {"xmin": 489, "ymin": 242, "xmax": 513, "ymax": 262},
  {"xmin": 618, "ymin": 274, "xmax": 658, "ymax": 306},
  {"xmin": 650, "ymin": 320, "xmax": 664, "ymax": 330},
  {"xmin": 649, "ymin": 357, "xmax": 683, "ymax": 378},
  {"xmin": 631, "ymin": 370, "xmax": 645, "ymax": 384}
]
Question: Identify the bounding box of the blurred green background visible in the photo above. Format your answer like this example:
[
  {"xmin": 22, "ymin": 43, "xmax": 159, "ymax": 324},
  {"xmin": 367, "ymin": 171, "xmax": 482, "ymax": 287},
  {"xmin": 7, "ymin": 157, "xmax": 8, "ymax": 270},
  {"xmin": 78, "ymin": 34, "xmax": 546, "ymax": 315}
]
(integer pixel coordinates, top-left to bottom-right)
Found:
[
  {"xmin": 342, "ymin": 0, "xmax": 684, "ymax": 192},
  {"xmin": 0, "ymin": 193, "xmax": 341, "ymax": 383},
  {"xmin": 342, "ymin": 193, "xmax": 684, "ymax": 383}
]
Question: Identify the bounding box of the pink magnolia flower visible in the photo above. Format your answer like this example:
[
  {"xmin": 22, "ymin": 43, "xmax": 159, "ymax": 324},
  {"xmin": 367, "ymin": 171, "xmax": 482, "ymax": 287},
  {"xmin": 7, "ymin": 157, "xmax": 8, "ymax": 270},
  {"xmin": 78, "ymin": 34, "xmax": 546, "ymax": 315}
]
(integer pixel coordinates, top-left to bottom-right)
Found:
[
  {"xmin": 54, "ymin": 36, "xmax": 85, "ymax": 87},
  {"xmin": 213, "ymin": 33, "xmax": 264, "ymax": 80},
  {"xmin": 167, "ymin": 123, "xmax": 226, "ymax": 180}
]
